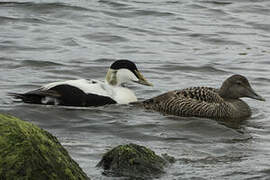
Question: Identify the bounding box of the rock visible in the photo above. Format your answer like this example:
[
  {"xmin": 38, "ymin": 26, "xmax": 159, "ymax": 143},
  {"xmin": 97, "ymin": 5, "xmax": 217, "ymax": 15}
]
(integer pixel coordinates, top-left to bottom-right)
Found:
[
  {"xmin": 97, "ymin": 143, "xmax": 172, "ymax": 179},
  {"xmin": 0, "ymin": 114, "xmax": 89, "ymax": 180}
]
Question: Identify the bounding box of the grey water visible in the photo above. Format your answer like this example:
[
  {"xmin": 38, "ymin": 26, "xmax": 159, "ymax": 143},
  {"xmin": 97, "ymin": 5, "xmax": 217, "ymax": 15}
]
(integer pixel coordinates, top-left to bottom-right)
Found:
[{"xmin": 0, "ymin": 0, "xmax": 270, "ymax": 179}]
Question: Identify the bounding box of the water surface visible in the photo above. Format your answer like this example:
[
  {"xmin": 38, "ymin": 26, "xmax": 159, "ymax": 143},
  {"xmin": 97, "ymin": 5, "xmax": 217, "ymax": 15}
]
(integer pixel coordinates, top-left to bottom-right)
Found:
[{"xmin": 0, "ymin": 0, "xmax": 270, "ymax": 179}]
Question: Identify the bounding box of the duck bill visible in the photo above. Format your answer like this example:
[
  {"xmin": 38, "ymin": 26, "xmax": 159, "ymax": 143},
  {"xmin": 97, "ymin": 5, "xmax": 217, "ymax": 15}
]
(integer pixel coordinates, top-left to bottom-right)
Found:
[
  {"xmin": 134, "ymin": 70, "xmax": 153, "ymax": 86},
  {"xmin": 247, "ymin": 87, "xmax": 265, "ymax": 101}
]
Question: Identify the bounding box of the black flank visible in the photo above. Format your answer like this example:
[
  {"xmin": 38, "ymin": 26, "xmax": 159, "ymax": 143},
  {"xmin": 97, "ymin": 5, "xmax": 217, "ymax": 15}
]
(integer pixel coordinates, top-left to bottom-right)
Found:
[{"xmin": 50, "ymin": 85, "xmax": 117, "ymax": 107}]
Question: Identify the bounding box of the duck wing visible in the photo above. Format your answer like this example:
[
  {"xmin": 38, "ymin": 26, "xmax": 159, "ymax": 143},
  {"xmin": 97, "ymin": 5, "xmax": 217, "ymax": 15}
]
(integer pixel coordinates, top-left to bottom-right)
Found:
[
  {"xmin": 142, "ymin": 87, "xmax": 227, "ymax": 118},
  {"xmin": 173, "ymin": 87, "xmax": 221, "ymax": 103},
  {"xmin": 9, "ymin": 79, "xmax": 116, "ymax": 107},
  {"xmin": 9, "ymin": 88, "xmax": 60, "ymax": 104}
]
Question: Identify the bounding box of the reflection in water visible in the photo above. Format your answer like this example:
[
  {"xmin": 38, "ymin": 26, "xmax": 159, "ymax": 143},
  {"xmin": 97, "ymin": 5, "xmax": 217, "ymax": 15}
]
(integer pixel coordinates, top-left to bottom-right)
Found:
[{"xmin": 0, "ymin": 0, "xmax": 270, "ymax": 179}]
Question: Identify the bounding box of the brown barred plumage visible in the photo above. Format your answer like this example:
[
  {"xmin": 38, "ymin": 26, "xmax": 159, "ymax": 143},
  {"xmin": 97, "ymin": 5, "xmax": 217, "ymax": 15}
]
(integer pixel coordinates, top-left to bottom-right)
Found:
[{"xmin": 141, "ymin": 75, "xmax": 265, "ymax": 120}]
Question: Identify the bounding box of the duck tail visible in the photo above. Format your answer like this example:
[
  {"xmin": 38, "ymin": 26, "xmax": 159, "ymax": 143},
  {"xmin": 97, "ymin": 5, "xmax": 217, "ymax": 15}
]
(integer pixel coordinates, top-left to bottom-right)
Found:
[
  {"xmin": 8, "ymin": 92, "xmax": 42, "ymax": 104},
  {"xmin": 8, "ymin": 92, "xmax": 24, "ymax": 99}
]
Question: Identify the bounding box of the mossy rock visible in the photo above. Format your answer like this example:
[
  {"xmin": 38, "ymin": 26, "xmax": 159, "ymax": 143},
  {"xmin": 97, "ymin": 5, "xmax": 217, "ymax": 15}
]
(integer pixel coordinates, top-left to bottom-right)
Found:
[
  {"xmin": 97, "ymin": 143, "xmax": 172, "ymax": 179},
  {"xmin": 0, "ymin": 114, "xmax": 89, "ymax": 180}
]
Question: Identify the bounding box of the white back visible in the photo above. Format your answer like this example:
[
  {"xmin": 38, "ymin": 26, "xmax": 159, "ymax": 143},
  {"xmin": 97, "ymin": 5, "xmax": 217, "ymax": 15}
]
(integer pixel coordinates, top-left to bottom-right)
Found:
[{"xmin": 42, "ymin": 79, "xmax": 113, "ymax": 97}]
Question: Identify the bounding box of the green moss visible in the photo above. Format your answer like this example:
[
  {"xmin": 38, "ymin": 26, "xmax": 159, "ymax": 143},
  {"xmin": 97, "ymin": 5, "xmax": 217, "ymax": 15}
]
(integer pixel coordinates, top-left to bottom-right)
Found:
[
  {"xmin": 0, "ymin": 114, "xmax": 89, "ymax": 180},
  {"xmin": 97, "ymin": 143, "xmax": 173, "ymax": 179}
]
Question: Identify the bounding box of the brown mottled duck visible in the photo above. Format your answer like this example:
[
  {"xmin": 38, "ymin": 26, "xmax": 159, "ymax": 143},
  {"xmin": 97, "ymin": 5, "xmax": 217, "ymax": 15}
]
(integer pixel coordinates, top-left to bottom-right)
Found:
[{"xmin": 141, "ymin": 74, "xmax": 265, "ymax": 120}]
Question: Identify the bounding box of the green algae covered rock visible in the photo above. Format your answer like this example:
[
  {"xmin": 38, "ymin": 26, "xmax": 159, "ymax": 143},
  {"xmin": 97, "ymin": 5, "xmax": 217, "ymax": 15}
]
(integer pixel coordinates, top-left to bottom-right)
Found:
[
  {"xmin": 0, "ymin": 114, "xmax": 89, "ymax": 180},
  {"xmin": 97, "ymin": 143, "xmax": 172, "ymax": 179}
]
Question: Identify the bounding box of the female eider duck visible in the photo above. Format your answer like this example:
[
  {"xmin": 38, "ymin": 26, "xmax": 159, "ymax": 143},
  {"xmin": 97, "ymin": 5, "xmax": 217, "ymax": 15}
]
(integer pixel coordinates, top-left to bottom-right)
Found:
[
  {"xmin": 10, "ymin": 60, "xmax": 153, "ymax": 107},
  {"xmin": 141, "ymin": 74, "xmax": 265, "ymax": 120}
]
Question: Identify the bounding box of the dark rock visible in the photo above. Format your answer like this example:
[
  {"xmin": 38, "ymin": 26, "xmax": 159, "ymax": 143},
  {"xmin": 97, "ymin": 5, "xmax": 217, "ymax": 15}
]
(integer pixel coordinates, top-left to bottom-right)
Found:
[
  {"xmin": 97, "ymin": 143, "xmax": 172, "ymax": 179},
  {"xmin": 0, "ymin": 114, "xmax": 89, "ymax": 180}
]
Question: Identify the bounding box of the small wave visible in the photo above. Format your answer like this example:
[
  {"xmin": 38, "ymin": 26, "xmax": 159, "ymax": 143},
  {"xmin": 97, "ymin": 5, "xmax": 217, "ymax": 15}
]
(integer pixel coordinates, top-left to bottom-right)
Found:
[
  {"xmin": 0, "ymin": 15, "xmax": 47, "ymax": 25},
  {"xmin": 0, "ymin": 44, "xmax": 57, "ymax": 51},
  {"xmin": 201, "ymin": 37, "xmax": 245, "ymax": 46},
  {"xmin": 254, "ymin": 77, "xmax": 270, "ymax": 83},
  {"xmin": 170, "ymin": 26, "xmax": 190, "ymax": 32},
  {"xmin": 179, "ymin": 154, "xmax": 245, "ymax": 165},
  {"xmin": 186, "ymin": 33, "xmax": 245, "ymax": 45},
  {"xmin": 128, "ymin": 27, "xmax": 157, "ymax": 34},
  {"xmin": 21, "ymin": 60, "xmax": 63, "ymax": 67},
  {"xmin": 0, "ymin": 1, "xmax": 91, "ymax": 12},
  {"xmin": 188, "ymin": 33, "xmax": 216, "ymax": 38},
  {"xmin": 93, "ymin": 58, "xmax": 116, "ymax": 63},
  {"xmin": 100, "ymin": 10, "xmax": 133, "ymax": 18},
  {"xmin": 101, "ymin": 8, "xmax": 175, "ymax": 19},
  {"xmin": 246, "ymin": 22, "xmax": 270, "ymax": 32},
  {"xmin": 61, "ymin": 38, "xmax": 80, "ymax": 47},
  {"xmin": 201, "ymin": 1, "xmax": 233, "ymax": 5},
  {"xmin": 207, "ymin": 8, "xmax": 228, "ymax": 15},
  {"xmin": 186, "ymin": 3, "xmax": 208, "ymax": 10},
  {"xmin": 132, "ymin": 9, "xmax": 175, "ymax": 17},
  {"xmin": 82, "ymin": 33, "xmax": 128, "ymax": 43},
  {"xmin": 156, "ymin": 64, "xmax": 228, "ymax": 74},
  {"xmin": 98, "ymin": 0, "xmax": 129, "ymax": 8}
]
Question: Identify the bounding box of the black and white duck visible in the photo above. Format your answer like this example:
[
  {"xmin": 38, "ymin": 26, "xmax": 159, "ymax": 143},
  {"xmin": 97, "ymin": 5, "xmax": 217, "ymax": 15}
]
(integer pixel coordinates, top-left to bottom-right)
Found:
[
  {"xmin": 140, "ymin": 74, "xmax": 265, "ymax": 120},
  {"xmin": 10, "ymin": 59, "xmax": 152, "ymax": 107}
]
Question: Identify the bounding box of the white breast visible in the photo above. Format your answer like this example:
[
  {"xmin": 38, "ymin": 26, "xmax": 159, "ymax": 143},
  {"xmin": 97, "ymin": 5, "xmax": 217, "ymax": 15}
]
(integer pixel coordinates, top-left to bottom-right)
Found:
[{"xmin": 112, "ymin": 86, "xmax": 137, "ymax": 104}]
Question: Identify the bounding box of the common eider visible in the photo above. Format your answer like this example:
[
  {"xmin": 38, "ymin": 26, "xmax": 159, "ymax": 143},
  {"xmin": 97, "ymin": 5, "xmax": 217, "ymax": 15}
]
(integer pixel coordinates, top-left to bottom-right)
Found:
[
  {"xmin": 141, "ymin": 74, "xmax": 265, "ymax": 120},
  {"xmin": 10, "ymin": 59, "xmax": 153, "ymax": 107}
]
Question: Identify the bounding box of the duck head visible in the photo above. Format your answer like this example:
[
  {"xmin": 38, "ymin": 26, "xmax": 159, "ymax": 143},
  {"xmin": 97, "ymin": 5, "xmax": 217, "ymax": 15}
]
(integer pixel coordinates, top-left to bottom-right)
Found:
[
  {"xmin": 105, "ymin": 59, "xmax": 153, "ymax": 86},
  {"xmin": 219, "ymin": 74, "xmax": 265, "ymax": 101}
]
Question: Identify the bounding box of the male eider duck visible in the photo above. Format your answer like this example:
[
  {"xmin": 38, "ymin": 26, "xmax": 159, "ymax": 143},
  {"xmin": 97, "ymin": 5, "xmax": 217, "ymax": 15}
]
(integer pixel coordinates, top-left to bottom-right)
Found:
[
  {"xmin": 10, "ymin": 59, "xmax": 153, "ymax": 107},
  {"xmin": 141, "ymin": 74, "xmax": 265, "ymax": 120}
]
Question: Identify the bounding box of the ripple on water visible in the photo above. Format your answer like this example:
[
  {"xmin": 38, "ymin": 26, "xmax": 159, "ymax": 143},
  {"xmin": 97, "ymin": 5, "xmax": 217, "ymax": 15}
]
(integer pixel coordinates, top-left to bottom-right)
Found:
[
  {"xmin": 98, "ymin": 0, "xmax": 130, "ymax": 8},
  {"xmin": 0, "ymin": 16, "xmax": 47, "ymax": 25},
  {"xmin": 0, "ymin": 1, "xmax": 91, "ymax": 11},
  {"xmin": 132, "ymin": 9, "xmax": 175, "ymax": 17},
  {"xmin": 156, "ymin": 64, "xmax": 228, "ymax": 75},
  {"xmin": 82, "ymin": 33, "xmax": 129, "ymax": 43},
  {"xmin": 21, "ymin": 60, "xmax": 63, "ymax": 67},
  {"xmin": 200, "ymin": 1, "xmax": 233, "ymax": 6}
]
